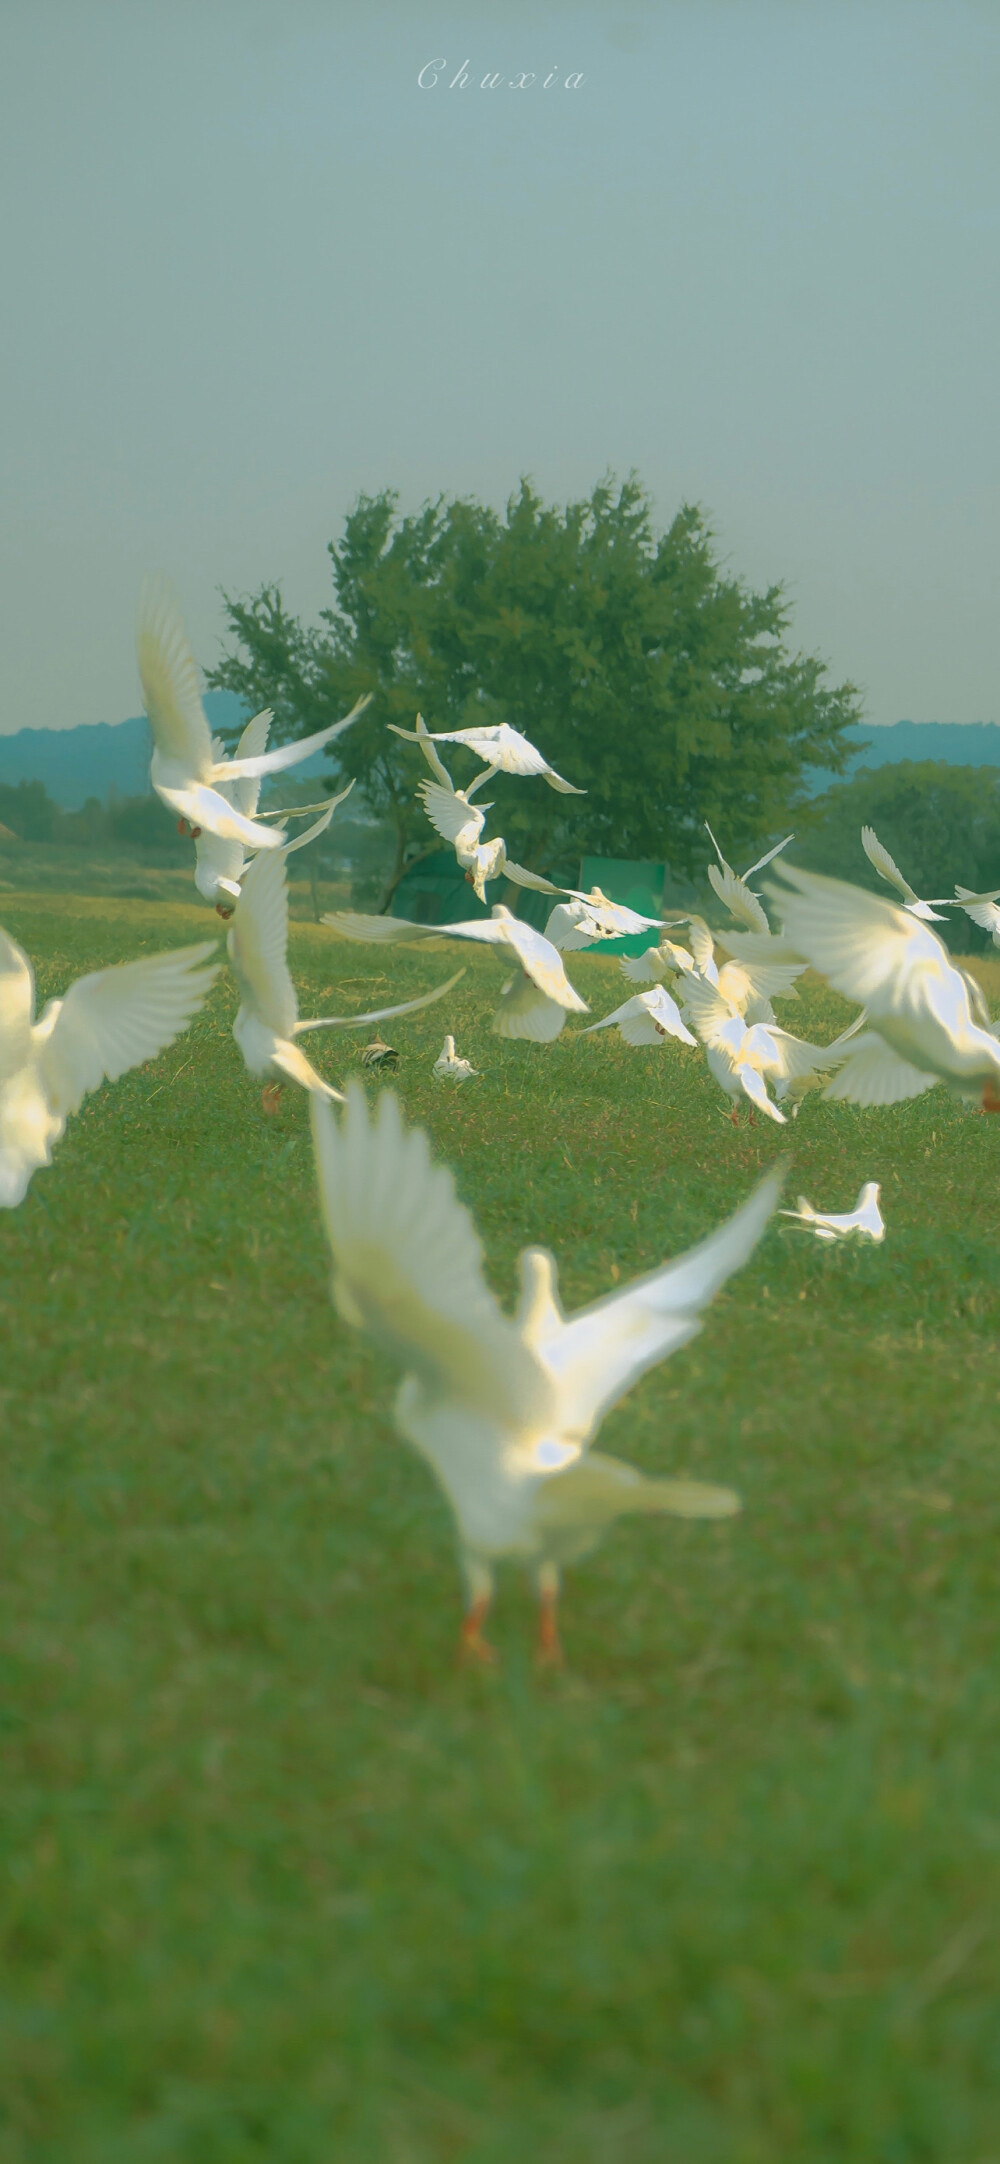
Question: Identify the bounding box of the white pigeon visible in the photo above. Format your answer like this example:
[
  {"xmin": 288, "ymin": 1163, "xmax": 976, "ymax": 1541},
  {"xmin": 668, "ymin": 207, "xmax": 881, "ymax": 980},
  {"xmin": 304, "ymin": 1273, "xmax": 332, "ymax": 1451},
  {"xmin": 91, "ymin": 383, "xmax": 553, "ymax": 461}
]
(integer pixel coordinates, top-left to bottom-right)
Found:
[
  {"xmin": 321, "ymin": 904, "xmax": 588, "ymax": 1042},
  {"xmin": 310, "ymin": 1084, "xmax": 782, "ymax": 1664},
  {"xmin": 581, "ymin": 987, "xmax": 697, "ymax": 1049},
  {"xmin": 765, "ymin": 862, "xmax": 1000, "ymax": 1110},
  {"xmin": 624, "ymin": 920, "xmax": 804, "ymax": 1025},
  {"xmin": 416, "ymin": 778, "xmax": 563, "ymax": 906},
  {"xmin": 860, "ymin": 827, "xmax": 949, "ymax": 922},
  {"xmin": 781, "ymin": 1181, "xmax": 885, "ymax": 1242},
  {"xmin": 228, "ymin": 847, "xmax": 464, "ymax": 1110},
  {"xmin": 191, "ymin": 696, "xmax": 355, "ymax": 914},
  {"xmin": 0, "ymin": 930, "xmax": 219, "ymax": 1207},
  {"xmin": 544, "ymin": 891, "xmax": 664, "ymax": 952},
  {"xmin": 137, "ymin": 580, "xmax": 368, "ymax": 852},
  {"xmin": 389, "ymin": 718, "xmax": 584, "ymax": 793},
  {"xmin": 433, "ymin": 1035, "xmax": 479, "ymax": 1082},
  {"xmin": 705, "ymin": 826, "xmax": 794, "ymax": 933},
  {"xmin": 951, "ymin": 885, "xmax": 1000, "ymax": 948},
  {"xmin": 680, "ymin": 972, "xmax": 845, "ymax": 1125}
]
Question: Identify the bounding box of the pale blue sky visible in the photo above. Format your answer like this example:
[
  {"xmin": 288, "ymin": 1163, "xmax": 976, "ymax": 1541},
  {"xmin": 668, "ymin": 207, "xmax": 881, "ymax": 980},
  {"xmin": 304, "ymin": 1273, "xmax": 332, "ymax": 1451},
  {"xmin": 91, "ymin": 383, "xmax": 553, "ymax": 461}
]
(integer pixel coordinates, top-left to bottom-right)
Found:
[{"xmin": 1, "ymin": 1, "xmax": 997, "ymax": 734}]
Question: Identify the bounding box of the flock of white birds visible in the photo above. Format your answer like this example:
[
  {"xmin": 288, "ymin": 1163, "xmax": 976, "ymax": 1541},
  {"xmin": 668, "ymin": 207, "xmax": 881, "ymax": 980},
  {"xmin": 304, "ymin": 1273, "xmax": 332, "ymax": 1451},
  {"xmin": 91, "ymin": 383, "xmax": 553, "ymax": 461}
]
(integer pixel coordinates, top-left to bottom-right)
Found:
[{"xmin": 2, "ymin": 581, "xmax": 997, "ymax": 1662}]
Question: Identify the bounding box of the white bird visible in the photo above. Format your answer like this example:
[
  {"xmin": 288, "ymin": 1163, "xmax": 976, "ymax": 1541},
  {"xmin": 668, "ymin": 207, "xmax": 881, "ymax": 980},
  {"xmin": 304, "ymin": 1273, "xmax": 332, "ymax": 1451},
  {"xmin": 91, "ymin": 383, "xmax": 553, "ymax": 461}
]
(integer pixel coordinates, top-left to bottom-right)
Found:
[
  {"xmin": 321, "ymin": 904, "xmax": 588, "ymax": 1043},
  {"xmin": 766, "ymin": 862, "xmax": 1000, "ymax": 1110},
  {"xmin": 951, "ymin": 885, "xmax": 1000, "ymax": 948},
  {"xmin": 389, "ymin": 717, "xmax": 584, "ymax": 793},
  {"xmin": 191, "ymin": 700, "xmax": 355, "ymax": 915},
  {"xmin": 781, "ymin": 1181, "xmax": 885, "ymax": 1242},
  {"xmin": 137, "ymin": 580, "xmax": 368, "ymax": 853},
  {"xmin": 624, "ymin": 920, "xmax": 804, "ymax": 1025},
  {"xmin": 581, "ymin": 987, "xmax": 697, "ymax": 1049},
  {"xmin": 433, "ymin": 1035, "xmax": 480, "ymax": 1082},
  {"xmin": 228, "ymin": 846, "xmax": 464, "ymax": 1110},
  {"xmin": 416, "ymin": 778, "xmax": 563, "ymax": 906},
  {"xmin": 680, "ymin": 972, "xmax": 845, "ymax": 1125},
  {"xmin": 310, "ymin": 1084, "xmax": 782, "ymax": 1664},
  {"xmin": 0, "ymin": 930, "xmax": 219, "ymax": 1207},
  {"xmin": 860, "ymin": 827, "xmax": 949, "ymax": 922},
  {"xmin": 705, "ymin": 826, "xmax": 794, "ymax": 933},
  {"xmin": 544, "ymin": 890, "xmax": 664, "ymax": 952}
]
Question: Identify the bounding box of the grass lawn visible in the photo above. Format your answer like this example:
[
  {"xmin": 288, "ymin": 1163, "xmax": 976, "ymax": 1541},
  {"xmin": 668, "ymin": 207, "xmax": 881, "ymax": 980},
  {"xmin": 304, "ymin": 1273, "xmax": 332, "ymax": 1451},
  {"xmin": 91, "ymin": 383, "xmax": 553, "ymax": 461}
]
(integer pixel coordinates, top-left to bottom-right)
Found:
[{"xmin": 2, "ymin": 889, "xmax": 1000, "ymax": 2162}]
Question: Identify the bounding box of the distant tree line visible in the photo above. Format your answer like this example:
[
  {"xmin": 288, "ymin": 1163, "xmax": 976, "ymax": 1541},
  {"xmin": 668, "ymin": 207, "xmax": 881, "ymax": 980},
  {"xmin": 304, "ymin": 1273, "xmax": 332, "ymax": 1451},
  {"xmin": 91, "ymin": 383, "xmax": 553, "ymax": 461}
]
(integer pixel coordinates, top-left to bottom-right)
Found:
[
  {"xmin": 0, "ymin": 780, "xmax": 187, "ymax": 856},
  {"xmin": 208, "ymin": 474, "xmax": 864, "ymax": 910},
  {"xmin": 794, "ymin": 761, "xmax": 1000, "ymax": 945}
]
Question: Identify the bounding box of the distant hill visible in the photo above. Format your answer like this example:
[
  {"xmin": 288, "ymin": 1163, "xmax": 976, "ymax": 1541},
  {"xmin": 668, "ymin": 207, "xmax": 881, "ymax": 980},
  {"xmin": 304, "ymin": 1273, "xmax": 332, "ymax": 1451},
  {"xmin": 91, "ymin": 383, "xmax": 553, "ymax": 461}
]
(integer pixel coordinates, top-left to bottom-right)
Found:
[{"xmin": 2, "ymin": 710, "xmax": 999, "ymax": 811}]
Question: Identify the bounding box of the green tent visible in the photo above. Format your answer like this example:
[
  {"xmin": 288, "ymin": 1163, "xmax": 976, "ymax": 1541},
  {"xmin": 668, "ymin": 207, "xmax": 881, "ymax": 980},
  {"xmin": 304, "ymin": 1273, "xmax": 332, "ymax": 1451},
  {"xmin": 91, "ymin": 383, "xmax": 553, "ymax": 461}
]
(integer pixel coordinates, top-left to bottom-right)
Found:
[{"xmin": 391, "ymin": 852, "xmax": 666, "ymax": 954}]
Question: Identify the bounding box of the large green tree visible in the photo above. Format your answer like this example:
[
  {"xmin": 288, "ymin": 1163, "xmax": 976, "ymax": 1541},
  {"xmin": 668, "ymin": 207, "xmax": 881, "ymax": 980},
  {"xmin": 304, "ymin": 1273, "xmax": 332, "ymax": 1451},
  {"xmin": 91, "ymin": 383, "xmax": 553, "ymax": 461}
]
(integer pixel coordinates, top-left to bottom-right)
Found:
[
  {"xmin": 798, "ymin": 760, "xmax": 1000, "ymax": 946},
  {"xmin": 209, "ymin": 476, "xmax": 862, "ymax": 909}
]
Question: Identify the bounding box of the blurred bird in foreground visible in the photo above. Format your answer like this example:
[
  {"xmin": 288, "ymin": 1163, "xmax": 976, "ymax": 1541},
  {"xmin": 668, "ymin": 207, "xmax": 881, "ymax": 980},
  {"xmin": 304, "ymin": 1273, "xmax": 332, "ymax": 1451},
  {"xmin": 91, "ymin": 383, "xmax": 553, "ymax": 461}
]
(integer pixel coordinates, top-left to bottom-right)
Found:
[
  {"xmin": 0, "ymin": 930, "xmax": 219, "ymax": 1206},
  {"xmin": 228, "ymin": 847, "xmax": 462, "ymax": 1111},
  {"xmin": 781, "ymin": 1181, "xmax": 885, "ymax": 1242},
  {"xmin": 766, "ymin": 863, "xmax": 1000, "ymax": 1110},
  {"xmin": 310, "ymin": 1085, "xmax": 782, "ymax": 1666}
]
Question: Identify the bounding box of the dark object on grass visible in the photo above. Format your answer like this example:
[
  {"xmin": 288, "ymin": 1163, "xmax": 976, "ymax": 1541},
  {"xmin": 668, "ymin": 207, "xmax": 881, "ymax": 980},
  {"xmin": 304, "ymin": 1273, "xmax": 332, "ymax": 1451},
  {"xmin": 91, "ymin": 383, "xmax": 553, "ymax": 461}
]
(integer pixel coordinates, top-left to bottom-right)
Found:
[{"xmin": 360, "ymin": 1039, "xmax": 399, "ymax": 1071}]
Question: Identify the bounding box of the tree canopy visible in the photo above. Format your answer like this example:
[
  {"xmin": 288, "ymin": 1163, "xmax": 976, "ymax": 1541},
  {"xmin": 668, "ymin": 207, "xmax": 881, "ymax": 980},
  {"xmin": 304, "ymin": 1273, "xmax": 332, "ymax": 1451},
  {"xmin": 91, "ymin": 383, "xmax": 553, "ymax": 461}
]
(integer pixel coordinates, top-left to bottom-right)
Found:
[
  {"xmin": 209, "ymin": 476, "xmax": 862, "ymax": 909},
  {"xmin": 798, "ymin": 760, "xmax": 1000, "ymax": 945}
]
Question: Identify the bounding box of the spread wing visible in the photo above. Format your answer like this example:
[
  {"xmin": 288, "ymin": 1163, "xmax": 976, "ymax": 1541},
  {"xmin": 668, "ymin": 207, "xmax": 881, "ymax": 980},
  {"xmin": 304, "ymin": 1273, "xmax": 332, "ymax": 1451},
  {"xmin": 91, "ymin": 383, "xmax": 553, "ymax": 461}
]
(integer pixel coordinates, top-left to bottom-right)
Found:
[
  {"xmin": 743, "ymin": 834, "xmax": 794, "ymax": 879},
  {"xmin": 820, "ymin": 1033, "xmax": 938, "ymax": 1107},
  {"xmin": 310, "ymin": 1086, "xmax": 550, "ymax": 1427},
  {"xmin": 954, "ymin": 886, "xmax": 1000, "ymax": 935},
  {"xmin": 496, "ymin": 915, "xmax": 588, "ymax": 1011},
  {"xmin": 387, "ymin": 715, "xmax": 456, "ymax": 789},
  {"xmin": 221, "ymin": 696, "xmax": 369, "ymax": 780},
  {"xmin": 0, "ymin": 930, "xmax": 35, "ymax": 1083},
  {"xmin": 679, "ymin": 973, "xmax": 741, "ymax": 1051},
  {"xmin": 295, "ymin": 968, "xmax": 466, "ymax": 1034},
  {"xmin": 229, "ymin": 709, "xmax": 273, "ymax": 819},
  {"xmin": 136, "ymin": 578, "xmax": 214, "ymax": 776},
  {"xmin": 501, "ymin": 860, "xmax": 564, "ymax": 896},
  {"xmin": 861, "ymin": 826, "xmax": 919, "ymax": 905},
  {"xmin": 417, "ymin": 780, "xmax": 484, "ymax": 848},
  {"xmin": 535, "ymin": 1167, "xmax": 783, "ymax": 1444},
  {"xmin": 492, "ymin": 974, "xmax": 569, "ymax": 1041},
  {"xmin": 707, "ymin": 862, "xmax": 770, "ymax": 933},
  {"xmin": 434, "ymin": 725, "xmax": 584, "ymax": 793},
  {"xmin": 227, "ymin": 847, "xmax": 298, "ymax": 1036},
  {"xmin": 38, "ymin": 943, "xmax": 219, "ymax": 1117},
  {"xmin": 737, "ymin": 1064, "xmax": 787, "ymax": 1123},
  {"xmin": 764, "ymin": 863, "xmax": 947, "ymax": 1006}
]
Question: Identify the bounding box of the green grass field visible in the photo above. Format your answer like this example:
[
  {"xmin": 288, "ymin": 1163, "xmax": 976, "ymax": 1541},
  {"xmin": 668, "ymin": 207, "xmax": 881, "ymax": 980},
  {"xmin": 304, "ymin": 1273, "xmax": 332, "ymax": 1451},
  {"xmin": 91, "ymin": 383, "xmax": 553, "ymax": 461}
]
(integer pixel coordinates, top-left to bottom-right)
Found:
[{"xmin": 3, "ymin": 890, "xmax": 1000, "ymax": 2163}]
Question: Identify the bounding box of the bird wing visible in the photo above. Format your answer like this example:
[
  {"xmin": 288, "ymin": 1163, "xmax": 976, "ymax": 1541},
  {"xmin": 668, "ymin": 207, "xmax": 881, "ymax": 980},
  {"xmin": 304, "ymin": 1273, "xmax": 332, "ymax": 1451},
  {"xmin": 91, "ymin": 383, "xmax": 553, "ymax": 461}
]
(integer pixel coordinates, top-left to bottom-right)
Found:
[
  {"xmin": 228, "ymin": 709, "xmax": 273, "ymax": 819},
  {"xmin": 954, "ymin": 887, "xmax": 1000, "ymax": 934},
  {"xmin": 742, "ymin": 834, "xmax": 795, "ymax": 879},
  {"xmin": 227, "ymin": 847, "xmax": 298, "ymax": 1036},
  {"xmin": 321, "ymin": 911, "xmax": 437, "ymax": 945},
  {"xmin": 765, "ymin": 862, "xmax": 949, "ymax": 1005},
  {"xmin": 435, "ymin": 725, "xmax": 585, "ymax": 793},
  {"xmin": 707, "ymin": 862, "xmax": 770, "ymax": 933},
  {"xmin": 0, "ymin": 930, "xmax": 36, "ymax": 1083},
  {"xmin": 736, "ymin": 1065, "xmax": 787, "ymax": 1123},
  {"xmin": 678, "ymin": 972, "xmax": 741, "ymax": 1051},
  {"xmin": 582, "ymin": 995, "xmax": 650, "ymax": 1035},
  {"xmin": 155, "ymin": 780, "xmax": 285, "ymax": 851},
  {"xmin": 623, "ymin": 988, "xmax": 697, "ymax": 1046},
  {"xmin": 269, "ymin": 1039, "xmax": 344, "ymax": 1101},
  {"xmin": 136, "ymin": 578, "xmax": 215, "ymax": 777},
  {"xmin": 386, "ymin": 715, "xmax": 457, "ymax": 790},
  {"xmin": 535, "ymin": 1166, "xmax": 783, "ymax": 1444},
  {"xmin": 619, "ymin": 946, "xmax": 670, "ymax": 984},
  {"xmin": 418, "ymin": 779, "xmax": 484, "ymax": 848},
  {"xmin": 495, "ymin": 915, "xmax": 588, "ymax": 1011},
  {"xmin": 37, "ymin": 943, "xmax": 219, "ymax": 1117},
  {"xmin": 501, "ymin": 861, "xmax": 564, "ymax": 896},
  {"xmin": 820, "ymin": 1033, "xmax": 938, "ymax": 1107},
  {"xmin": 310, "ymin": 1086, "xmax": 550, "ymax": 1427},
  {"xmin": 720, "ymin": 958, "xmax": 805, "ymax": 1004},
  {"xmin": 220, "ymin": 697, "xmax": 370, "ymax": 780},
  {"xmin": 294, "ymin": 968, "xmax": 466, "ymax": 1034},
  {"xmin": 492, "ymin": 974, "xmax": 569, "ymax": 1041},
  {"xmin": 545, "ymin": 902, "xmax": 596, "ymax": 951},
  {"xmin": 861, "ymin": 825, "xmax": 920, "ymax": 905},
  {"xmin": 761, "ymin": 1025, "xmax": 845, "ymax": 1080}
]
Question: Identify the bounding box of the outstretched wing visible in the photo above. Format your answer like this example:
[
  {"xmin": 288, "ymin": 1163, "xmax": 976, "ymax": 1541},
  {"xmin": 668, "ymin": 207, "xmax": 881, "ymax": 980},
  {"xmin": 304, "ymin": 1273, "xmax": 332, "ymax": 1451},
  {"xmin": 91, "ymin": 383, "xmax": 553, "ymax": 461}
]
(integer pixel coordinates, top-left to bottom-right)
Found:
[
  {"xmin": 497, "ymin": 916, "xmax": 588, "ymax": 1012},
  {"xmin": 821, "ymin": 1033, "xmax": 938, "ymax": 1107},
  {"xmin": 221, "ymin": 697, "xmax": 370, "ymax": 780},
  {"xmin": 861, "ymin": 826, "xmax": 919, "ymax": 905},
  {"xmin": 0, "ymin": 930, "xmax": 35, "ymax": 1084},
  {"xmin": 229, "ymin": 709, "xmax": 273, "ymax": 820},
  {"xmin": 743, "ymin": 833, "xmax": 794, "ymax": 880},
  {"xmin": 435, "ymin": 724, "xmax": 584, "ymax": 793},
  {"xmin": 295, "ymin": 968, "xmax": 466, "ymax": 1034},
  {"xmin": 310, "ymin": 1086, "xmax": 550, "ymax": 1425},
  {"xmin": 417, "ymin": 779, "xmax": 483, "ymax": 848},
  {"xmin": 765, "ymin": 863, "xmax": 946, "ymax": 1006},
  {"xmin": 38, "ymin": 943, "xmax": 219, "ymax": 1117},
  {"xmin": 536, "ymin": 1167, "xmax": 783, "ymax": 1443},
  {"xmin": 501, "ymin": 860, "xmax": 564, "ymax": 896},
  {"xmin": 707, "ymin": 862, "xmax": 770, "ymax": 933},
  {"xmin": 227, "ymin": 847, "xmax": 298, "ymax": 1037},
  {"xmin": 387, "ymin": 715, "xmax": 455, "ymax": 790},
  {"xmin": 136, "ymin": 578, "xmax": 214, "ymax": 776},
  {"xmin": 678, "ymin": 972, "xmax": 741, "ymax": 1052}
]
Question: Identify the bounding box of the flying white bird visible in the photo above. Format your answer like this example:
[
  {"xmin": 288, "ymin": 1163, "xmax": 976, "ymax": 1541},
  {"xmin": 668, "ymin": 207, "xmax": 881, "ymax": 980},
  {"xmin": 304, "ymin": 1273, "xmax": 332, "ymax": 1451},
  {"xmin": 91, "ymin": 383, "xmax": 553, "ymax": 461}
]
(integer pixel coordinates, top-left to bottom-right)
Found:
[
  {"xmin": 433, "ymin": 1036, "xmax": 480, "ymax": 1081},
  {"xmin": 544, "ymin": 891, "xmax": 665, "ymax": 951},
  {"xmin": 860, "ymin": 827, "xmax": 949, "ymax": 922},
  {"xmin": 680, "ymin": 972, "xmax": 845, "ymax": 1124},
  {"xmin": 781, "ymin": 1181, "xmax": 885, "ymax": 1242},
  {"xmin": 228, "ymin": 846, "xmax": 464, "ymax": 1110},
  {"xmin": 951, "ymin": 885, "xmax": 1000, "ymax": 948},
  {"xmin": 766, "ymin": 862, "xmax": 1000, "ymax": 1110},
  {"xmin": 581, "ymin": 987, "xmax": 697, "ymax": 1048},
  {"xmin": 322, "ymin": 905, "xmax": 589, "ymax": 1042},
  {"xmin": 310, "ymin": 1084, "xmax": 782, "ymax": 1664},
  {"xmin": 624, "ymin": 920, "xmax": 804, "ymax": 1024},
  {"xmin": 191, "ymin": 701, "xmax": 355, "ymax": 914},
  {"xmin": 705, "ymin": 826, "xmax": 794, "ymax": 933},
  {"xmin": 389, "ymin": 717, "xmax": 584, "ymax": 793},
  {"xmin": 137, "ymin": 580, "xmax": 368, "ymax": 852},
  {"xmin": 0, "ymin": 930, "xmax": 219, "ymax": 1207},
  {"xmin": 416, "ymin": 777, "xmax": 563, "ymax": 906}
]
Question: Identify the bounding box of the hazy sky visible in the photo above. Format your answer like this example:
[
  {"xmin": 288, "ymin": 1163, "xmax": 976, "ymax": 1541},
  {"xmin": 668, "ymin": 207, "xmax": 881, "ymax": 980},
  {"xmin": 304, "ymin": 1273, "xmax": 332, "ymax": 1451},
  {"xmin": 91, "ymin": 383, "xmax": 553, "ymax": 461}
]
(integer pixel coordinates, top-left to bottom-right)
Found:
[{"xmin": 1, "ymin": 0, "xmax": 997, "ymax": 735}]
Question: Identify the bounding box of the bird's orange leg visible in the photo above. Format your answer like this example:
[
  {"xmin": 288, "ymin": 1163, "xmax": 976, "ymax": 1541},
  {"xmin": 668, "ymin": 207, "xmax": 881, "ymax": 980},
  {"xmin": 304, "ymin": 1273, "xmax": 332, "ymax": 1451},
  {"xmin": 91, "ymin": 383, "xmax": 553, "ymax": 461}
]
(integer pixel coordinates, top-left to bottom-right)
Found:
[
  {"xmin": 729, "ymin": 1106, "xmax": 740, "ymax": 1127},
  {"xmin": 535, "ymin": 1563, "xmax": 564, "ymax": 1668},
  {"xmin": 459, "ymin": 1594, "xmax": 499, "ymax": 1667},
  {"xmin": 176, "ymin": 817, "xmax": 188, "ymax": 835},
  {"xmin": 216, "ymin": 903, "xmax": 235, "ymax": 920},
  {"xmin": 261, "ymin": 1082, "xmax": 284, "ymax": 1116},
  {"xmin": 982, "ymin": 1081, "xmax": 1000, "ymax": 1114}
]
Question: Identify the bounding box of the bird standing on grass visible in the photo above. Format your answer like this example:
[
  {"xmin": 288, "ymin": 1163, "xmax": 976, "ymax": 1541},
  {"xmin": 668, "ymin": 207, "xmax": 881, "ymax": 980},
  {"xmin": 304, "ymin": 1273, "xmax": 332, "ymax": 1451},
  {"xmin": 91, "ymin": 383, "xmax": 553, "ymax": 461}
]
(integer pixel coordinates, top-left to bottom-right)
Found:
[
  {"xmin": 781, "ymin": 1182, "xmax": 885, "ymax": 1242},
  {"xmin": 0, "ymin": 930, "xmax": 219, "ymax": 1206},
  {"xmin": 137, "ymin": 580, "xmax": 368, "ymax": 853},
  {"xmin": 228, "ymin": 847, "xmax": 463, "ymax": 1111},
  {"xmin": 310, "ymin": 1084, "xmax": 782, "ymax": 1667},
  {"xmin": 433, "ymin": 1036, "xmax": 480, "ymax": 1081}
]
